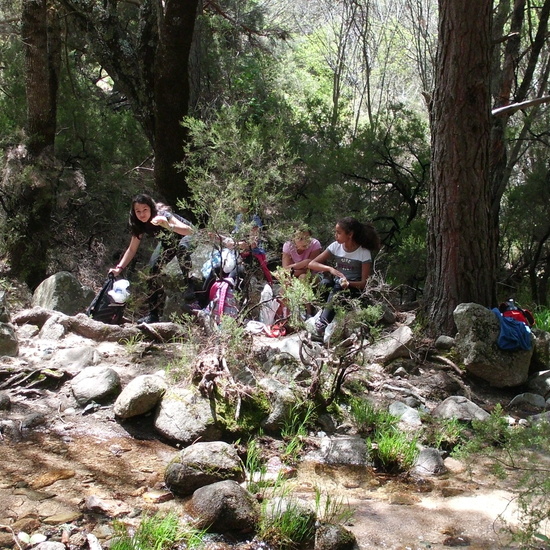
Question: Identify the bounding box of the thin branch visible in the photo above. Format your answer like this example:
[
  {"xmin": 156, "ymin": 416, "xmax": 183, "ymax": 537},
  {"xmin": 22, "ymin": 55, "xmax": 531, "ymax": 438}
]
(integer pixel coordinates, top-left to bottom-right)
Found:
[{"xmin": 492, "ymin": 95, "xmax": 550, "ymax": 116}]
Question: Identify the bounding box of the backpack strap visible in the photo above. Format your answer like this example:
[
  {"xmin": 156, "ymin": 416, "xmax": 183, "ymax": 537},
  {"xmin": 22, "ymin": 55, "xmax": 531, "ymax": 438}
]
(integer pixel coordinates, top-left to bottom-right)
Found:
[{"xmin": 217, "ymin": 281, "xmax": 228, "ymax": 319}]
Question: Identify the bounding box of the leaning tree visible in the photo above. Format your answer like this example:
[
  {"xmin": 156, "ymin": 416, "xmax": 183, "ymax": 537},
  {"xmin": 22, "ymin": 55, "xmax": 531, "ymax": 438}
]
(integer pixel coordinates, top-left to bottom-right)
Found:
[{"xmin": 57, "ymin": 0, "xmax": 200, "ymax": 211}]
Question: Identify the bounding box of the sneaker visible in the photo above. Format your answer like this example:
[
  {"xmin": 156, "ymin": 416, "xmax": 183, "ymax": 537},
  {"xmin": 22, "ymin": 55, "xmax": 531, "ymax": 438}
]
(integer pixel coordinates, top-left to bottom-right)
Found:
[{"xmin": 137, "ymin": 312, "xmax": 159, "ymax": 324}]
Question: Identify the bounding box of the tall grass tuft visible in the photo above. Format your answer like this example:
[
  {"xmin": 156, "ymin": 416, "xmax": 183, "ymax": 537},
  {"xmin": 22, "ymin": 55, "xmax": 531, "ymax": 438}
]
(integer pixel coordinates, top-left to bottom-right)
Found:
[
  {"xmin": 281, "ymin": 401, "xmax": 316, "ymax": 465},
  {"xmin": 245, "ymin": 436, "xmax": 269, "ymax": 493},
  {"xmin": 110, "ymin": 512, "xmax": 206, "ymax": 550},
  {"xmin": 349, "ymin": 396, "xmax": 396, "ymax": 436},
  {"xmin": 369, "ymin": 428, "xmax": 419, "ymax": 474},
  {"xmin": 259, "ymin": 496, "xmax": 316, "ymax": 549},
  {"xmin": 314, "ymin": 487, "xmax": 354, "ymax": 525}
]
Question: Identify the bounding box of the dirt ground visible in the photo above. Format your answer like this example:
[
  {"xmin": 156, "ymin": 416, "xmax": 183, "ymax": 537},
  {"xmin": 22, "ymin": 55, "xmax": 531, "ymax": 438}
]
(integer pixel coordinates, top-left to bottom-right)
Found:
[
  {"xmin": 0, "ymin": 420, "xmax": 523, "ymax": 550},
  {"xmin": 0, "ymin": 333, "xmax": 530, "ymax": 550}
]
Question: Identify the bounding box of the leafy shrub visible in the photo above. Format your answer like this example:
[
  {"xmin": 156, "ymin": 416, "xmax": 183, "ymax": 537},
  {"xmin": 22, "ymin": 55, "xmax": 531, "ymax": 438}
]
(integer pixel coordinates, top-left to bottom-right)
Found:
[
  {"xmin": 420, "ymin": 416, "xmax": 466, "ymax": 452},
  {"xmin": 275, "ymin": 266, "xmax": 317, "ymax": 329},
  {"xmin": 534, "ymin": 306, "xmax": 550, "ymax": 332}
]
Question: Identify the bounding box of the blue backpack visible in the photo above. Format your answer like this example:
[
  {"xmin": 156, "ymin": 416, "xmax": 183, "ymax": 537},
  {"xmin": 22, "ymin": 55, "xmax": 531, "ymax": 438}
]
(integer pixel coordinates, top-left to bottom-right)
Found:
[{"xmin": 492, "ymin": 308, "xmax": 532, "ymax": 351}]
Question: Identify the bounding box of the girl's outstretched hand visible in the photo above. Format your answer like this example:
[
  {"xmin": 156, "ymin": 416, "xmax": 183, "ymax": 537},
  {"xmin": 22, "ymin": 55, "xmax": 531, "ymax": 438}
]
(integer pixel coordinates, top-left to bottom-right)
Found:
[{"xmin": 150, "ymin": 215, "xmax": 170, "ymax": 228}]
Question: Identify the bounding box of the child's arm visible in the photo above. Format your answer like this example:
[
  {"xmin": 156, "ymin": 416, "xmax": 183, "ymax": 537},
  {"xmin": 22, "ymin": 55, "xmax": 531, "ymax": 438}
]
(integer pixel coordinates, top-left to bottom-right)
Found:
[
  {"xmin": 110, "ymin": 235, "xmax": 141, "ymax": 275},
  {"xmin": 345, "ymin": 262, "xmax": 371, "ymax": 290},
  {"xmin": 286, "ymin": 245, "xmax": 323, "ymax": 272},
  {"xmin": 308, "ymin": 250, "xmax": 335, "ymax": 275},
  {"xmin": 151, "ymin": 214, "xmax": 193, "ymax": 236}
]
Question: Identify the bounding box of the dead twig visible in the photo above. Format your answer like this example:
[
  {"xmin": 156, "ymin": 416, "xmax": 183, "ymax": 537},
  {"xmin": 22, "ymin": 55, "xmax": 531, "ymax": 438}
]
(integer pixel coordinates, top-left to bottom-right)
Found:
[
  {"xmin": 430, "ymin": 354, "xmax": 464, "ymax": 377},
  {"xmin": 0, "ymin": 524, "xmax": 23, "ymax": 550}
]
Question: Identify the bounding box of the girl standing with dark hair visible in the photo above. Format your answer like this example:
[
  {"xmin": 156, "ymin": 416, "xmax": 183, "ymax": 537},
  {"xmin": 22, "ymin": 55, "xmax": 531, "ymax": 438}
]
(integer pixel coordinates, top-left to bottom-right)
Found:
[
  {"xmin": 110, "ymin": 193, "xmax": 195, "ymax": 323},
  {"xmin": 308, "ymin": 217, "xmax": 380, "ymax": 340}
]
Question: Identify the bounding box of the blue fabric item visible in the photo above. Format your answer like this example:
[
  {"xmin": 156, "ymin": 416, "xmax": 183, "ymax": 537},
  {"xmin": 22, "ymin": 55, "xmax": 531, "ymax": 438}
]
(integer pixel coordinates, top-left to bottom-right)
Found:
[{"xmin": 492, "ymin": 308, "xmax": 532, "ymax": 351}]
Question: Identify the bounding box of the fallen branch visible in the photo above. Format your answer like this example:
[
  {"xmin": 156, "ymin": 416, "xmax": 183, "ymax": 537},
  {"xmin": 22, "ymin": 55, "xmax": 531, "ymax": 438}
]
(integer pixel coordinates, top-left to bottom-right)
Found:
[
  {"xmin": 12, "ymin": 308, "xmax": 187, "ymax": 343},
  {"xmin": 0, "ymin": 366, "xmax": 68, "ymax": 390},
  {"xmin": 430, "ymin": 354, "xmax": 464, "ymax": 377}
]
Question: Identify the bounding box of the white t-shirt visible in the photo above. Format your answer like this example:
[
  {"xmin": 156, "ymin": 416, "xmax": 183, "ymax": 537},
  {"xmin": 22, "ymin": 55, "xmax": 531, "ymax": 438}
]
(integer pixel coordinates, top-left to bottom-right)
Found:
[{"xmin": 326, "ymin": 241, "xmax": 372, "ymax": 281}]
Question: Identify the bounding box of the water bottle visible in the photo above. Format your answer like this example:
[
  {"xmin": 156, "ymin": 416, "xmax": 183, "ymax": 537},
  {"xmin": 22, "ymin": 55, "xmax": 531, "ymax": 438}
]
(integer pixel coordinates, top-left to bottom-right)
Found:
[
  {"xmin": 259, "ymin": 284, "xmax": 275, "ymax": 325},
  {"xmin": 260, "ymin": 283, "xmax": 273, "ymax": 303}
]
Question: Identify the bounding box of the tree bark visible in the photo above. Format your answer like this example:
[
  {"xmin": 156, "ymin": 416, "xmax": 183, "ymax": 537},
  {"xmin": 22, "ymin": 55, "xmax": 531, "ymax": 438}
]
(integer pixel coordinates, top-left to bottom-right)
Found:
[
  {"xmin": 5, "ymin": 0, "xmax": 61, "ymax": 289},
  {"xmin": 425, "ymin": 0, "xmax": 493, "ymax": 335},
  {"xmin": 22, "ymin": 0, "xmax": 60, "ymax": 156},
  {"xmin": 154, "ymin": 0, "xmax": 200, "ymax": 211}
]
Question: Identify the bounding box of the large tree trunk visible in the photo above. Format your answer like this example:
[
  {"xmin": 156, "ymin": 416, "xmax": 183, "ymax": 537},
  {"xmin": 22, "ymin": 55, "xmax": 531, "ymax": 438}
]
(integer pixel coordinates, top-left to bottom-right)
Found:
[
  {"xmin": 425, "ymin": 0, "xmax": 494, "ymax": 335},
  {"xmin": 23, "ymin": 0, "xmax": 60, "ymax": 156},
  {"xmin": 4, "ymin": 0, "xmax": 61, "ymax": 289},
  {"xmin": 154, "ymin": 0, "xmax": 200, "ymax": 213}
]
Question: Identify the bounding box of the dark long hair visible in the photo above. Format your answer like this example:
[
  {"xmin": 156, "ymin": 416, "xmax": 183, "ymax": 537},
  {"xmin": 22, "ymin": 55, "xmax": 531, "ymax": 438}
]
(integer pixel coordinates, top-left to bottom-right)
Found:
[
  {"xmin": 129, "ymin": 194, "xmax": 158, "ymax": 237},
  {"xmin": 337, "ymin": 217, "xmax": 380, "ymax": 251}
]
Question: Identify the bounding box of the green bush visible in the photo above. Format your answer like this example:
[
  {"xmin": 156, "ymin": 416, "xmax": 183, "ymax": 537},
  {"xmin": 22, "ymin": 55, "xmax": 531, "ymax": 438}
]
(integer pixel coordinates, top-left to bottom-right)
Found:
[
  {"xmin": 534, "ymin": 307, "xmax": 550, "ymax": 332},
  {"xmin": 420, "ymin": 416, "xmax": 466, "ymax": 452}
]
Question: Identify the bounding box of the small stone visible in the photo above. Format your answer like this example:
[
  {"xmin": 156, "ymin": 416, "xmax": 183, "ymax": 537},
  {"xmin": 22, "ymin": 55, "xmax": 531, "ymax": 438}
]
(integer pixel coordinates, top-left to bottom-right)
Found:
[
  {"xmin": 443, "ymin": 457, "xmax": 466, "ymax": 474},
  {"xmin": 32, "ymin": 469, "xmax": 75, "ymax": 489},
  {"xmin": 67, "ymin": 531, "xmax": 87, "ymax": 548},
  {"xmin": 130, "ymin": 486, "xmax": 147, "ymax": 497},
  {"xmin": 13, "ymin": 488, "xmax": 56, "ymax": 501},
  {"xmin": 42, "ymin": 511, "xmax": 82, "ymax": 525},
  {"xmin": 83, "ymin": 495, "xmax": 131, "ymax": 516},
  {"xmin": 91, "ymin": 523, "xmax": 114, "ymax": 540},
  {"xmin": 33, "ymin": 542, "xmax": 67, "ymax": 550},
  {"xmin": 387, "ymin": 492, "xmax": 419, "ymax": 505},
  {"xmin": 443, "ymin": 535, "xmax": 471, "ymax": 546},
  {"xmin": 0, "ymin": 531, "xmax": 13, "ymax": 548},
  {"xmin": 441, "ymin": 486, "xmax": 465, "ymax": 498},
  {"xmin": 142, "ymin": 490, "xmax": 174, "ymax": 504},
  {"xmin": 435, "ymin": 335, "xmax": 455, "ymax": 350},
  {"xmin": 0, "ymin": 391, "xmax": 11, "ymax": 410},
  {"xmin": 11, "ymin": 514, "xmax": 41, "ymax": 533}
]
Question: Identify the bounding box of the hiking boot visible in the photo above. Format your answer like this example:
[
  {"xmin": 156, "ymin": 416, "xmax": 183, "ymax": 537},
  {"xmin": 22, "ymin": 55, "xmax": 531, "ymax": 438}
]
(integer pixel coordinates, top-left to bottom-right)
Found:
[{"xmin": 137, "ymin": 312, "xmax": 159, "ymax": 324}]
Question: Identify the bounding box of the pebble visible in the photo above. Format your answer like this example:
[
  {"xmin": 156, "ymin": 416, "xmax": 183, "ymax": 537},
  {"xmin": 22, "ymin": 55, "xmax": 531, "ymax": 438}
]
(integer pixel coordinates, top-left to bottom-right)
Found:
[
  {"xmin": 42, "ymin": 511, "xmax": 82, "ymax": 525},
  {"xmin": 13, "ymin": 487, "xmax": 56, "ymax": 501},
  {"xmin": 32, "ymin": 469, "xmax": 76, "ymax": 489},
  {"xmin": 142, "ymin": 490, "xmax": 174, "ymax": 503}
]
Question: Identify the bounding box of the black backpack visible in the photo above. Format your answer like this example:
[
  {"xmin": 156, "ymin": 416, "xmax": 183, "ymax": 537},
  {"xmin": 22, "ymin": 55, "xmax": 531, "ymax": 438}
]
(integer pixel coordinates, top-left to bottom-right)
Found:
[{"xmin": 86, "ymin": 274, "xmax": 127, "ymax": 325}]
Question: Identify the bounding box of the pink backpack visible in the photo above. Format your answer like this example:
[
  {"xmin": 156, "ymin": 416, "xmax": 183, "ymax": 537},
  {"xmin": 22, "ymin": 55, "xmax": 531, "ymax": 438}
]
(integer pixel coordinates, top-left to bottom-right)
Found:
[{"xmin": 208, "ymin": 279, "xmax": 239, "ymax": 323}]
